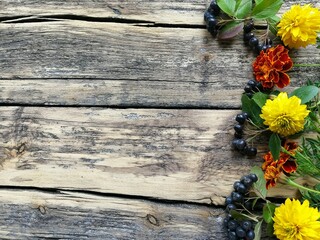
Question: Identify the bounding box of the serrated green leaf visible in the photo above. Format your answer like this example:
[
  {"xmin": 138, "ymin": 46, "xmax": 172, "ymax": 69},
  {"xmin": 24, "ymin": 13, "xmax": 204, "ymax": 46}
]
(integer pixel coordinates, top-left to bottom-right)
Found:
[
  {"xmin": 252, "ymin": 0, "xmax": 283, "ymax": 19},
  {"xmin": 235, "ymin": 0, "xmax": 252, "ymax": 19},
  {"xmin": 218, "ymin": 21, "xmax": 244, "ymax": 39},
  {"xmin": 254, "ymin": 221, "xmax": 263, "ymax": 240},
  {"xmin": 241, "ymin": 94, "xmax": 264, "ymax": 127},
  {"xmin": 269, "ymin": 133, "xmax": 281, "ymax": 160},
  {"xmin": 263, "ymin": 202, "xmax": 276, "ymax": 223},
  {"xmin": 217, "ymin": 0, "xmax": 236, "ymax": 17},
  {"xmin": 289, "ymin": 86, "xmax": 319, "ymax": 104},
  {"xmin": 251, "ymin": 166, "xmax": 267, "ymax": 199},
  {"xmin": 252, "ymin": 92, "xmax": 268, "ymax": 108}
]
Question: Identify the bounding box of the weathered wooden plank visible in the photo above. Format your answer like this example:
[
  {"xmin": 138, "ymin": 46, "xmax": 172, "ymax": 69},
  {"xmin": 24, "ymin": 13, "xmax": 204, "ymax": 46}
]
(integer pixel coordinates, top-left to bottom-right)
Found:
[
  {"xmin": 0, "ymin": 21, "xmax": 319, "ymax": 107},
  {"xmin": 0, "ymin": 189, "xmax": 227, "ymax": 239},
  {"xmin": 0, "ymin": 79, "xmax": 243, "ymax": 108},
  {"xmin": 0, "ymin": 107, "xmax": 298, "ymax": 204},
  {"xmin": 1, "ymin": 0, "xmax": 318, "ymax": 25}
]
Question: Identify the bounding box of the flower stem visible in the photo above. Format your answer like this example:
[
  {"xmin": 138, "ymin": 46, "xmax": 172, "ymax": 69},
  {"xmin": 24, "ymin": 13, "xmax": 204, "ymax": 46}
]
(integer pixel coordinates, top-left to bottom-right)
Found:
[
  {"xmin": 294, "ymin": 63, "xmax": 320, "ymax": 67},
  {"xmin": 286, "ymin": 178, "xmax": 320, "ymax": 195}
]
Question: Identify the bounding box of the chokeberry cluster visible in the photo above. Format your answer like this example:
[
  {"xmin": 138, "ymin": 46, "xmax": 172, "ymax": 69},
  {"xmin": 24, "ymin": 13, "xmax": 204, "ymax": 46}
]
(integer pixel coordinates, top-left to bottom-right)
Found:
[
  {"xmin": 243, "ymin": 79, "xmax": 263, "ymax": 98},
  {"xmin": 243, "ymin": 20, "xmax": 273, "ymax": 54},
  {"xmin": 204, "ymin": 1, "xmax": 221, "ymax": 36},
  {"xmin": 232, "ymin": 113, "xmax": 257, "ymax": 157},
  {"xmin": 224, "ymin": 173, "xmax": 258, "ymax": 240}
]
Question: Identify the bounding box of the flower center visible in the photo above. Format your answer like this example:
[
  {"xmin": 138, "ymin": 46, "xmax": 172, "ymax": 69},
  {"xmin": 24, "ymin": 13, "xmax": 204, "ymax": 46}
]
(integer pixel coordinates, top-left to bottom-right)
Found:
[
  {"xmin": 285, "ymin": 224, "xmax": 300, "ymax": 238},
  {"xmin": 275, "ymin": 114, "xmax": 291, "ymax": 129}
]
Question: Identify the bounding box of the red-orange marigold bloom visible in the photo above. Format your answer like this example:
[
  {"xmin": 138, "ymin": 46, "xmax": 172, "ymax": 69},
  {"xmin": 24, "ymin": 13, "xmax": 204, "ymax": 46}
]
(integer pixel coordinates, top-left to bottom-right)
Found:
[
  {"xmin": 253, "ymin": 45, "xmax": 293, "ymax": 89},
  {"xmin": 263, "ymin": 141, "xmax": 298, "ymax": 189},
  {"xmin": 264, "ymin": 163, "xmax": 282, "ymax": 189}
]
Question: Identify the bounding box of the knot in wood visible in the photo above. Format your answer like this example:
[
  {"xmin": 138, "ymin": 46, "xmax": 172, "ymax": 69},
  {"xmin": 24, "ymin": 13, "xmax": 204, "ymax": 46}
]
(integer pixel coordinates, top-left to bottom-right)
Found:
[{"xmin": 146, "ymin": 214, "xmax": 159, "ymax": 226}]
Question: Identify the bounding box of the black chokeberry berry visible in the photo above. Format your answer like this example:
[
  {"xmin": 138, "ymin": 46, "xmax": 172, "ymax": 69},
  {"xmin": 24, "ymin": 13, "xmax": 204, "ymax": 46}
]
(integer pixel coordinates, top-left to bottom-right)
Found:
[
  {"xmin": 234, "ymin": 139, "xmax": 247, "ymax": 150},
  {"xmin": 206, "ymin": 17, "xmax": 218, "ymax": 33},
  {"xmin": 248, "ymin": 173, "xmax": 258, "ymax": 182},
  {"xmin": 231, "ymin": 191, "xmax": 244, "ymax": 203},
  {"xmin": 245, "ymin": 147, "xmax": 257, "ymax": 157},
  {"xmin": 242, "ymin": 112, "xmax": 249, "ymax": 119},
  {"xmin": 241, "ymin": 220, "xmax": 252, "ymax": 231},
  {"xmin": 235, "ymin": 114, "xmax": 246, "ymax": 124},
  {"xmin": 209, "ymin": 0, "xmax": 221, "ymax": 15},
  {"xmin": 244, "ymin": 85, "xmax": 252, "ymax": 93},
  {"xmin": 236, "ymin": 226, "xmax": 246, "ymax": 238},
  {"xmin": 265, "ymin": 38, "xmax": 272, "ymax": 45},
  {"xmin": 225, "ymin": 196, "xmax": 233, "ymax": 205},
  {"xmin": 243, "ymin": 32, "xmax": 254, "ymax": 43},
  {"xmin": 204, "ymin": 11, "xmax": 214, "ymax": 22},
  {"xmin": 243, "ymin": 21, "xmax": 254, "ymax": 33},
  {"xmin": 228, "ymin": 220, "xmax": 239, "ymax": 231},
  {"xmin": 234, "ymin": 132, "xmax": 242, "ymax": 139},
  {"xmin": 228, "ymin": 231, "xmax": 238, "ymax": 240},
  {"xmin": 241, "ymin": 176, "xmax": 253, "ymax": 188},
  {"xmin": 247, "ymin": 80, "xmax": 257, "ymax": 87},
  {"xmin": 246, "ymin": 230, "xmax": 255, "ymax": 240},
  {"xmin": 234, "ymin": 124, "xmax": 243, "ymax": 134},
  {"xmin": 249, "ymin": 37, "xmax": 259, "ymax": 48},
  {"xmin": 235, "ymin": 183, "xmax": 247, "ymax": 194},
  {"xmin": 233, "ymin": 181, "xmax": 241, "ymax": 190},
  {"xmin": 226, "ymin": 203, "xmax": 237, "ymax": 212}
]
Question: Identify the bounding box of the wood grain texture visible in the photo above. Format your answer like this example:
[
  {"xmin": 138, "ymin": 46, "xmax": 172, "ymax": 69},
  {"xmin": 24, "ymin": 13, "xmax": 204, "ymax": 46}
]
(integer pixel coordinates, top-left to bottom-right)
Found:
[
  {"xmin": 0, "ymin": 21, "xmax": 318, "ymax": 107},
  {"xmin": 1, "ymin": 0, "xmax": 318, "ymax": 24},
  {"xmin": 0, "ymin": 106, "xmax": 299, "ymax": 205},
  {"xmin": 0, "ymin": 189, "xmax": 227, "ymax": 239}
]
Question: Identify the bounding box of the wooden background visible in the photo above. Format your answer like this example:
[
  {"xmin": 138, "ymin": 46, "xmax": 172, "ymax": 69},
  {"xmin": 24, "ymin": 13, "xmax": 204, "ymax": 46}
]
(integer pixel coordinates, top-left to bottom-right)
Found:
[{"xmin": 0, "ymin": 0, "xmax": 319, "ymax": 239}]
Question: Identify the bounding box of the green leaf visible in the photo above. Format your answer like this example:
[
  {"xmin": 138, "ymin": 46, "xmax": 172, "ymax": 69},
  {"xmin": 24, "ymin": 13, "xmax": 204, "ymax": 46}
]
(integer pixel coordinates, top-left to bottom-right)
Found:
[
  {"xmin": 254, "ymin": 0, "xmax": 263, "ymax": 4},
  {"xmin": 254, "ymin": 221, "xmax": 263, "ymax": 240},
  {"xmin": 217, "ymin": 0, "xmax": 236, "ymax": 17},
  {"xmin": 252, "ymin": 92, "xmax": 268, "ymax": 108},
  {"xmin": 267, "ymin": 15, "xmax": 280, "ymax": 36},
  {"xmin": 218, "ymin": 21, "xmax": 244, "ymax": 39},
  {"xmin": 241, "ymin": 94, "xmax": 264, "ymax": 127},
  {"xmin": 269, "ymin": 133, "xmax": 281, "ymax": 160},
  {"xmin": 251, "ymin": 166, "xmax": 267, "ymax": 199},
  {"xmin": 289, "ymin": 86, "xmax": 319, "ymax": 104},
  {"xmin": 251, "ymin": 0, "xmax": 283, "ymax": 19},
  {"xmin": 263, "ymin": 202, "xmax": 276, "ymax": 223},
  {"xmin": 235, "ymin": 0, "xmax": 252, "ymax": 19}
]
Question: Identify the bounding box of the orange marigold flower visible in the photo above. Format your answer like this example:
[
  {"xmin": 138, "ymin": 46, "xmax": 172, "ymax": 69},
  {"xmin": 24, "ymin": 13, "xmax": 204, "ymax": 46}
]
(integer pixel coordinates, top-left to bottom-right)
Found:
[
  {"xmin": 252, "ymin": 45, "xmax": 293, "ymax": 89},
  {"xmin": 264, "ymin": 163, "xmax": 282, "ymax": 189},
  {"xmin": 263, "ymin": 142, "xmax": 298, "ymax": 189}
]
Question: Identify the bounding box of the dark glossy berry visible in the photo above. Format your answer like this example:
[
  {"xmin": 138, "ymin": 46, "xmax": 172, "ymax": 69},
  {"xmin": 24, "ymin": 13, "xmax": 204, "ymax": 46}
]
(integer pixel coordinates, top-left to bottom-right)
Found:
[
  {"xmin": 235, "ymin": 183, "xmax": 247, "ymax": 194},
  {"xmin": 233, "ymin": 181, "xmax": 241, "ymax": 190},
  {"xmin": 234, "ymin": 132, "xmax": 242, "ymax": 139},
  {"xmin": 228, "ymin": 231, "xmax": 238, "ymax": 240},
  {"xmin": 247, "ymin": 80, "xmax": 257, "ymax": 87},
  {"xmin": 248, "ymin": 173, "xmax": 258, "ymax": 182},
  {"xmin": 226, "ymin": 203, "xmax": 237, "ymax": 212},
  {"xmin": 234, "ymin": 139, "xmax": 247, "ymax": 150},
  {"xmin": 209, "ymin": 1, "xmax": 221, "ymax": 15},
  {"xmin": 242, "ymin": 112, "xmax": 249, "ymax": 119},
  {"xmin": 227, "ymin": 220, "xmax": 238, "ymax": 231},
  {"xmin": 255, "ymin": 43, "xmax": 264, "ymax": 54},
  {"xmin": 245, "ymin": 147, "xmax": 257, "ymax": 156},
  {"xmin": 243, "ymin": 21, "xmax": 254, "ymax": 33},
  {"xmin": 223, "ymin": 218, "xmax": 229, "ymax": 228},
  {"xmin": 231, "ymin": 191, "xmax": 244, "ymax": 203},
  {"xmin": 241, "ymin": 220, "xmax": 252, "ymax": 231},
  {"xmin": 236, "ymin": 226, "xmax": 246, "ymax": 238},
  {"xmin": 241, "ymin": 176, "xmax": 253, "ymax": 188},
  {"xmin": 204, "ymin": 11, "xmax": 214, "ymax": 22},
  {"xmin": 246, "ymin": 92, "xmax": 253, "ymax": 98},
  {"xmin": 244, "ymin": 85, "xmax": 252, "ymax": 93},
  {"xmin": 235, "ymin": 114, "xmax": 246, "ymax": 124},
  {"xmin": 206, "ymin": 17, "xmax": 218, "ymax": 33},
  {"xmin": 244, "ymin": 32, "xmax": 254, "ymax": 43},
  {"xmin": 249, "ymin": 37, "xmax": 259, "ymax": 48},
  {"xmin": 225, "ymin": 196, "xmax": 233, "ymax": 205},
  {"xmin": 234, "ymin": 124, "xmax": 243, "ymax": 134},
  {"xmin": 246, "ymin": 230, "xmax": 255, "ymax": 240},
  {"xmin": 256, "ymin": 82, "xmax": 264, "ymax": 91},
  {"xmin": 266, "ymin": 44, "xmax": 272, "ymax": 49}
]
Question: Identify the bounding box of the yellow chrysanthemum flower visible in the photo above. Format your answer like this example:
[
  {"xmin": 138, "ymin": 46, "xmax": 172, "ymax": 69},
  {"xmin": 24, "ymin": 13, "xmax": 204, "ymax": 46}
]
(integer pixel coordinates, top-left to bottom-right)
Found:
[
  {"xmin": 273, "ymin": 199, "xmax": 320, "ymax": 240},
  {"xmin": 260, "ymin": 92, "xmax": 309, "ymax": 137},
  {"xmin": 277, "ymin": 4, "xmax": 320, "ymax": 48}
]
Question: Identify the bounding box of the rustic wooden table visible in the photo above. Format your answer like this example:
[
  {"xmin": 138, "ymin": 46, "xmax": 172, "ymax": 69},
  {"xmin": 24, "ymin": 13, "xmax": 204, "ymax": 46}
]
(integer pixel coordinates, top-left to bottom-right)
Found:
[{"xmin": 0, "ymin": 1, "xmax": 319, "ymax": 239}]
